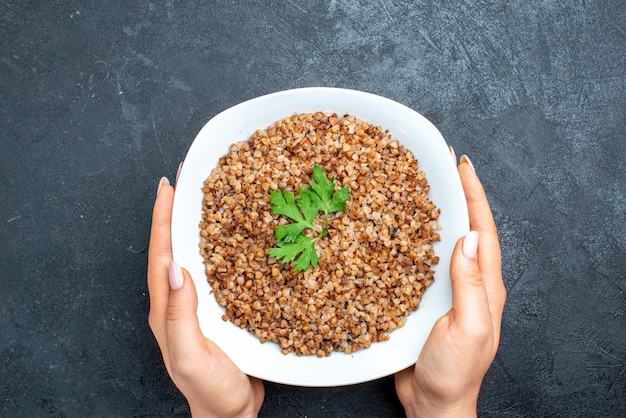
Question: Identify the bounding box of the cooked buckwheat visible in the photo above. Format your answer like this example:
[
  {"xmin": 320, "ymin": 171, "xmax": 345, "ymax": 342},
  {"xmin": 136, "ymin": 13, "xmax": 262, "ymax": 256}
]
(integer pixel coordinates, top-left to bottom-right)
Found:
[{"xmin": 199, "ymin": 112, "xmax": 440, "ymax": 356}]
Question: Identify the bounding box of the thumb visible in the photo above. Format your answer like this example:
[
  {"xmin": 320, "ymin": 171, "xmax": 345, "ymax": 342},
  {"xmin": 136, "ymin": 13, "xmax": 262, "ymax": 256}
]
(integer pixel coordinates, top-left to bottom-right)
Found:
[
  {"xmin": 449, "ymin": 231, "xmax": 490, "ymax": 324},
  {"xmin": 165, "ymin": 261, "xmax": 207, "ymax": 364}
]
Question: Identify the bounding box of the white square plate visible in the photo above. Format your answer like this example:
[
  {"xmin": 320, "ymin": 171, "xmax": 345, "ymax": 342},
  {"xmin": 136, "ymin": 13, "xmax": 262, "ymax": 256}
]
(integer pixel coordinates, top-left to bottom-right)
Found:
[{"xmin": 171, "ymin": 87, "xmax": 468, "ymax": 386}]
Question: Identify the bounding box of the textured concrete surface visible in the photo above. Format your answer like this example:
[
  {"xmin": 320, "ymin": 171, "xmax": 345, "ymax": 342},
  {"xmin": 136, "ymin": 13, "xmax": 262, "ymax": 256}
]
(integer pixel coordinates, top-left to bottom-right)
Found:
[{"xmin": 1, "ymin": 1, "xmax": 624, "ymax": 417}]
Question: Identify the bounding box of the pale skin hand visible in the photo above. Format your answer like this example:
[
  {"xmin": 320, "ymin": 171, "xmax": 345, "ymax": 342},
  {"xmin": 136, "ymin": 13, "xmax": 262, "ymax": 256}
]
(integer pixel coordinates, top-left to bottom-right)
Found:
[
  {"xmin": 148, "ymin": 177, "xmax": 264, "ymax": 418},
  {"xmin": 395, "ymin": 156, "xmax": 507, "ymax": 418}
]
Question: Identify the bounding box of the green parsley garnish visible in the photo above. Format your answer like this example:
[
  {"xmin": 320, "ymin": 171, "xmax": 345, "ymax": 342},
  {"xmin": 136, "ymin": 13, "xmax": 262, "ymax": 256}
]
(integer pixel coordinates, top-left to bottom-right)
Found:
[{"xmin": 266, "ymin": 165, "xmax": 350, "ymax": 271}]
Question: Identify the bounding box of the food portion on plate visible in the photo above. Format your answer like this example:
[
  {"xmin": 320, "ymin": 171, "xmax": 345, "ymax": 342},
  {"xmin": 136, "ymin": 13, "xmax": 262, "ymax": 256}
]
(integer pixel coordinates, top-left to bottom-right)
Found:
[
  {"xmin": 198, "ymin": 112, "xmax": 441, "ymax": 357},
  {"xmin": 172, "ymin": 87, "xmax": 467, "ymax": 386}
]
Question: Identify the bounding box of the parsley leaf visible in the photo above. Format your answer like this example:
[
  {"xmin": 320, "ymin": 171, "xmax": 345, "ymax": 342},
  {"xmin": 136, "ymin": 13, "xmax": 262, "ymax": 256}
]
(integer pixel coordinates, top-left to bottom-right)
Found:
[
  {"xmin": 309, "ymin": 165, "xmax": 350, "ymax": 215},
  {"xmin": 267, "ymin": 165, "xmax": 350, "ymax": 271},
  {"xmin": 269, "ymin": 189, "xmax": 319, "ymax": 242},
  {"xmin": 266, "ymin": 234, "xmax": 320, "ymax": 271}
]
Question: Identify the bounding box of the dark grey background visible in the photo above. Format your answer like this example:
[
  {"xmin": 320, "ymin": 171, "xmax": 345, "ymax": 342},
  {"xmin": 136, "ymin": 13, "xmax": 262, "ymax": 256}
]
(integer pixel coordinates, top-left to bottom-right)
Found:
[{"xmin": 1, "ymin": 1, "xmax": 624, "ymax": 417}]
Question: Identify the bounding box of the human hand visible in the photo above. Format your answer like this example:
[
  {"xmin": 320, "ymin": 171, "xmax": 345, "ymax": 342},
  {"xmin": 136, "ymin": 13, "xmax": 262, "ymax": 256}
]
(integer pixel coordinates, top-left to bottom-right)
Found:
[
  {"xmin": 395, "ymin": 154, "xmax": 507, "ymax": 417},
  {"xmin": 148, "ymin": 176, "xmax": 265, "ymax": 417}
]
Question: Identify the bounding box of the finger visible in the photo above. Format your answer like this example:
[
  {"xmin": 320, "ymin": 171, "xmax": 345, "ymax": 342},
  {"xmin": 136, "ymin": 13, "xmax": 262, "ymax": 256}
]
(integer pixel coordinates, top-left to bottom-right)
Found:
[
  {"xmin": 165, "ymin": 262, "xmax": 210, "ymax": 375},
  {"xmin": 458, "ymin": 157, "xmax": 499, "ymax": 254},
  {"xmin": 148, "ymin": 177, "xmax": 175, "ymax": 342},
  {"xmin": 449, "ymin": 232, "xmax": 491, "ymax": 331},
  {"xmin": 458, "ymin": 157, "xmax": 506, "ymax": 328}
]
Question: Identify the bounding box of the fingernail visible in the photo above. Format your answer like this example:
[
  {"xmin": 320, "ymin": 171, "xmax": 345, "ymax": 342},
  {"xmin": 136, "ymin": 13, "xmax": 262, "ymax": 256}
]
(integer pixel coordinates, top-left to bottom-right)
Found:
[
  {"xmin": 168, "ymin": 261, "xmax": 184, "ymax": 290},
  {"xmin": 460, "ymin": 154, "xmax": 476, "ymax": 173},
  {"xmin": 462, "ymin": 231, "xmax": 479, "ymax": 259},
  {"xmin": 175, "ymin": 161, "xmax": 183, "ymax": 184},
  {"xmin": 449, "ymin": 146, "xmax": 457, "ymax": 164},
  {"xmin": 157, "ymin": 176, "xmax": 170, "ymax": 195}
]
